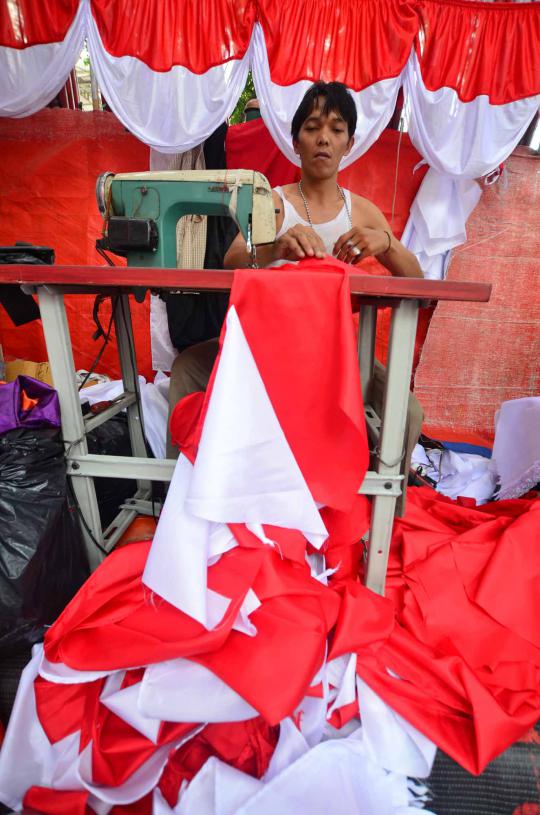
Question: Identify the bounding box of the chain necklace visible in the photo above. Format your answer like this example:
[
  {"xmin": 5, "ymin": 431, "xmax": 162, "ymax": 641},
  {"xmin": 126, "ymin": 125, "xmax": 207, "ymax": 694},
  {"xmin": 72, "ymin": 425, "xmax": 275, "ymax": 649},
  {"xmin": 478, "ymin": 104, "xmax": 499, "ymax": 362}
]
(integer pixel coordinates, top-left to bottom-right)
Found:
[{"xmin": 298, "ymin": 180, "xmax": 352, "ymax": 230}]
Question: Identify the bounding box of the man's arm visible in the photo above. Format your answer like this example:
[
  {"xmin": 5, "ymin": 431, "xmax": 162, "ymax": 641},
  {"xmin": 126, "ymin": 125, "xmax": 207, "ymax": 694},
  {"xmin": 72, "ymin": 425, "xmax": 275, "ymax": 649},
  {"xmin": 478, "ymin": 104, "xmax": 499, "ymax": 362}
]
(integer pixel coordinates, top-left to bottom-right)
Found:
[
  {"xmin": 223, "ymin": 190, "xmax": 326, "ymax": 269},
  {"xmin": 333, "ymin": 197, "xmax": 423, "ymax": 278}
]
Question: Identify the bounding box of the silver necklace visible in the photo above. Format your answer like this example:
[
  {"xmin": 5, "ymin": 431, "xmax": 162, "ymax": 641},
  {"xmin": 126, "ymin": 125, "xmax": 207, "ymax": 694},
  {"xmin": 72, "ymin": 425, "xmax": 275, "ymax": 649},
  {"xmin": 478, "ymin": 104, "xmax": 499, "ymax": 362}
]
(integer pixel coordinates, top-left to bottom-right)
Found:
[{"xmin": 298, "ymin": 180, "xmax": 352, "ymax": 230}]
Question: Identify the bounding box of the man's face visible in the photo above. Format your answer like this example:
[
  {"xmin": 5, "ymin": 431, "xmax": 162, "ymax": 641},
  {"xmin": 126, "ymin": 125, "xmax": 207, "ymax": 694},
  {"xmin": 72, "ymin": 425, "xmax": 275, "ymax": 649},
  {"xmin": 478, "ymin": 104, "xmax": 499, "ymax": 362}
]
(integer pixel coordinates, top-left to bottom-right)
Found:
[{"xmin": 294, "ymin": 100, "xmax": 354, "ymax": 178}]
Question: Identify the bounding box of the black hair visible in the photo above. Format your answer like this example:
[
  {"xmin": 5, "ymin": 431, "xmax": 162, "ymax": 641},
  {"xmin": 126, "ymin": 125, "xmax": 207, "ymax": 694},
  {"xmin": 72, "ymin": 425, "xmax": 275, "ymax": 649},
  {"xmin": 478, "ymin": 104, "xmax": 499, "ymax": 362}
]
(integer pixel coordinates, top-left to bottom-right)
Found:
[{"xmin": 291, "ymin": 82, "xmax": 357, "ymax": 141}]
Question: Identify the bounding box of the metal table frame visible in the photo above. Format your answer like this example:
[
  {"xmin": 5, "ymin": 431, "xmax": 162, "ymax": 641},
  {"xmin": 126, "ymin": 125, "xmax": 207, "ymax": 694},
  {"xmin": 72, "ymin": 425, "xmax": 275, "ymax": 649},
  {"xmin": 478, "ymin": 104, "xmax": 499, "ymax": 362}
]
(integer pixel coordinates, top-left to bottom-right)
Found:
[{"xmin": 0, "ymin": 265, "xmax": 491, "ymax": 593}]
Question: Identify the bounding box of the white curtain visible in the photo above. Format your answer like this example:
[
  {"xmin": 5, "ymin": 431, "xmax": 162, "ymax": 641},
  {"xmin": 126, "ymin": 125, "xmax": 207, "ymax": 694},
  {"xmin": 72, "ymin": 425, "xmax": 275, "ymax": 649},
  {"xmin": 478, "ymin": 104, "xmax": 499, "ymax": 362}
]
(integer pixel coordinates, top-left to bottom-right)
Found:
[{"xmin": 0, "ymin": 1, "xmax": 86, "ymax": 117}]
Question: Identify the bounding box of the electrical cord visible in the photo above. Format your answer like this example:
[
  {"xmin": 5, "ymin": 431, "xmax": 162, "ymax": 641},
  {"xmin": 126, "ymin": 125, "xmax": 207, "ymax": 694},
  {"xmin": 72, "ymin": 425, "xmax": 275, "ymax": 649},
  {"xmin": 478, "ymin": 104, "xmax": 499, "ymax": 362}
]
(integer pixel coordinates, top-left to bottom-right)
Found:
[
  {"xmin": 67, "ymin": 477, "xmax": 109, "ymax": 556},
  {"xmin": 78, "ymin": 296, "xmax": 119, "ymax": 391}
]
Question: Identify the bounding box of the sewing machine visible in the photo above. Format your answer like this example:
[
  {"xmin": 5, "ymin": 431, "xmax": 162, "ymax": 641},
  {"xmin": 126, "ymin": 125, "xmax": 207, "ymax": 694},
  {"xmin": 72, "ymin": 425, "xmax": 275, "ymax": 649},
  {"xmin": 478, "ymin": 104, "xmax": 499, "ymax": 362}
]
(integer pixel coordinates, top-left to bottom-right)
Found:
[{"xmin": 95, "ymin": 170, "xmax": 276, "ymax": 268}]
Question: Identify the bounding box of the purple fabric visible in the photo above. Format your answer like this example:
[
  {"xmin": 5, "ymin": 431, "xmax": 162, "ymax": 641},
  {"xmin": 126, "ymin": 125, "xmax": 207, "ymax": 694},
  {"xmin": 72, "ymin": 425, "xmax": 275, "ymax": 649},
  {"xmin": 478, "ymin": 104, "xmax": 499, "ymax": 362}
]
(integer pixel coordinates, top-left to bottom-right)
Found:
[{"xmin": 0, "ymin": 375, "xmax": 61, "ymax": 435}]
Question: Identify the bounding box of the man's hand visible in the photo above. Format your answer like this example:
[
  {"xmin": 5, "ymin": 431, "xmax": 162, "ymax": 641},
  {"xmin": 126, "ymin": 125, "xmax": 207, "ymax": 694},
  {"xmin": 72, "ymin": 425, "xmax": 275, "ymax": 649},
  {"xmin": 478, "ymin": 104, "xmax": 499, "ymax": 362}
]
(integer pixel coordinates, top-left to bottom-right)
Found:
[
  {"xmin": 333, "ymin": 227, "xmax": 391, "ymax": 265},
  {"xmin": 275, "ymin": 225, "xmax": 326, "ymax": 261}
]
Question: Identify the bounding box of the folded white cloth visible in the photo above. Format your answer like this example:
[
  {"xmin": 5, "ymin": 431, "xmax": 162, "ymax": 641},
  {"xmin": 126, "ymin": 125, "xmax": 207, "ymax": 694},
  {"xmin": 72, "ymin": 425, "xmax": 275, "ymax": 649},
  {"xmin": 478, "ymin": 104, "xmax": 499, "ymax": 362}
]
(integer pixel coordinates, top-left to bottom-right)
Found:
[
  {"xmin": 491, "ymin": 397, "xmax": 540, "ymax": 500},
  {"xmin": 411, "ymin": 444, "xmax": 496, "ymax": 504}
]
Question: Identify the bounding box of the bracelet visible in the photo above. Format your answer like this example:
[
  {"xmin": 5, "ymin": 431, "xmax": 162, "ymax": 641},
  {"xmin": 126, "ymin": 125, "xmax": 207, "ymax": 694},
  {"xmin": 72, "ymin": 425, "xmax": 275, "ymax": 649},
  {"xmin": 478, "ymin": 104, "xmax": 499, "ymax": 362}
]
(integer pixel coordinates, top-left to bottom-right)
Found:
[{"xmin": 383, "ymin": 230, "xmax": 392, "ymax": 253}]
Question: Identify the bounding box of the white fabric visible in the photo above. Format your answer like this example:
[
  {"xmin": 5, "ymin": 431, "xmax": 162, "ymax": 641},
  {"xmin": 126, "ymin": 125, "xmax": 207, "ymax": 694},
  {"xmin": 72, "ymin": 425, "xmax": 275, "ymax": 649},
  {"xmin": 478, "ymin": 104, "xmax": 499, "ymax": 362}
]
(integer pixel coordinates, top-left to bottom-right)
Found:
[
  {"xmin": 0, "ymin": 647, "xmax": 197, "ymax": 810},
  {"xmin": 151, "ymin": 293, "xmax": 178, "ymax": 373},
  {"xmin": 251, "ymin": 23, "xmax": 402, "ymax": 170},
  {"xmin": 39, "ymin": 652, "xmax": 116, "ymax": 685},
  {"xmin": 100, "ymin": 675, "xmax": 161, "ymax": 744},
  {"xmin": 78, "ymin": 375, "xmax": 145, "ymax": 406},
  {"xmin": 411, "ymin": 444, "xmax": 496, "ymax": 504},
  {"xmin": 139, "ymin": 371, "xmax": 170, "ymax": 459},
  {"xmin": 402, "ymin": 50, "xmax": 540, "ymax": 277},
  {"xmin": 184, "ymin": 306, "xmax": 327, "ymax": 545},
  {"xmin": 178, "ymin": 730, "xmax": 435, "ymax": 815},
  {"xmin": 175, "ymin": 757, "xmax": 262, "ymax": 815},
  {"xmin": 143, "ymin": 453, "xmax": 237, "ymax": 625},
  {"xmin": 326, "ymin": 653, "xmax": 358, "ymax": 721},
  {"xmin": 356, "ymin": 677, "xmax": 436, "ymax": 779},
  {"xmin": 86, "ymin": 10, "xmax": 251, "ymax": 153},
  {"xmin": 78, "ymin": 373, "xmax": 169, "ymax": 461},
  {"xmin": 401, "ymin": 168, "xmax": 482, "ymax": 280},
  {"xmin": 140, "ymin": 658, "xmax": 259, "ymax": 723},
  {"xmin": 491, "ymin": 397, "xmax": 540, "ymax": 500},
  {"xmin": 0, "ymin": 1, "xmax": 86, "ymax": 117},
  {"xmin": 265, "ymin": 719, "xmax": 310, "ymax": 782}
]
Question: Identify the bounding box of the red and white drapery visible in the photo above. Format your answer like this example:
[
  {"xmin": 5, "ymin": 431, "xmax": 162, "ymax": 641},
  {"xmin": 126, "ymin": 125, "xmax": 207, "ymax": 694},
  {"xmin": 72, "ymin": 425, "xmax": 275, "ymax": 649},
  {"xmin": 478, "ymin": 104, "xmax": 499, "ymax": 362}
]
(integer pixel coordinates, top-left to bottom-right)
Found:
[
  {"xmin": 402, "ymin": 0, "xmax": 540, "ymax": 277},
  {"xmin": 1, "ymin": 0, "xmax": 539, "ymax": 270}
]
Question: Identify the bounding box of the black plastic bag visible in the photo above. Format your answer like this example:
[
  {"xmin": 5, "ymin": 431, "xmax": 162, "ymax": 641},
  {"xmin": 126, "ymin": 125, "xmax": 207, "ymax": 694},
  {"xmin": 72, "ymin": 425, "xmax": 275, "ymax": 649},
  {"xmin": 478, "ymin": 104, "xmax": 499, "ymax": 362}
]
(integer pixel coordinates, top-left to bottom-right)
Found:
[
  {"xmin": 0, "ymin": 427, "xmax": 89, "ymax": 656},
  {"xmin": 86, "ymin": 413, "xmax": 138, "ymax": 528}
]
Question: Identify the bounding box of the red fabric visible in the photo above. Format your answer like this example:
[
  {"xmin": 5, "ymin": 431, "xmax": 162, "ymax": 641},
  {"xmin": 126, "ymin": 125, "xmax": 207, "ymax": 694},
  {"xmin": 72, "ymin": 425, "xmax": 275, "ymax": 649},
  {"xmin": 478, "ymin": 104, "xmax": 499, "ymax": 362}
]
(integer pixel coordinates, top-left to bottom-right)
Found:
[
  {"xmin": 258, "ymin": 0, "xmax": 418, "ymax": 89},
  {"xmin": 34, "ymin": 676, "xmax": 97, "ymax": 744},
  {"xmin": 44, "ymin": 542, "xmax": 264, "ymax": 671},
  {"xmin": 320, "ymin": 496, "xmax": 371, "ymax": 589},
  {"xmin": 191, "ymin": 545, "xmax": 340, "ymax": 724},
  {"xmin": 90, "ymin": 0, "xmax": 256, "ymax": 73},
  {"xmin": 226, "ymin": 118, "xmax": 301, "ymax": 188},
  {"xmin": 229, "ymin": 262, "xmax": 369, "ymax": 510},
  {"xmin": 417, "ymin": 0, "xmax": 540, "ymax": 104},
  {"xmin": 159, "ymin": 719, "xmax": 279, "ymax": 807},
  {"xmin": 330, "ymin": 488, "xmax": 540, "ymax": 775},
  {"xmin": 23, "ymin": 787, "xmax": 93, "ymax": 815},
  {"xmin": 89, "ymin": 692, "xmax": 195, "ymax": 788},
  {"xmin": 110, "ymin": 797, "xmax": 153, "ymax": 815},
  {"xmin": 0, "ymin": 0, "xmax": 78, "ymax": 48}
]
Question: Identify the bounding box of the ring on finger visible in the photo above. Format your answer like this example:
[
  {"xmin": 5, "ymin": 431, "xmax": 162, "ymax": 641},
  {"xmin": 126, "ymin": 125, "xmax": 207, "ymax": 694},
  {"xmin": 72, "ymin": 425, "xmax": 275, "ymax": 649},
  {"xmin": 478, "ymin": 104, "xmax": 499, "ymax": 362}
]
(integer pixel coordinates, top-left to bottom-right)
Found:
[{"xmin": 351, "ymin": 246, "xmax": 361, "ymax": 256}]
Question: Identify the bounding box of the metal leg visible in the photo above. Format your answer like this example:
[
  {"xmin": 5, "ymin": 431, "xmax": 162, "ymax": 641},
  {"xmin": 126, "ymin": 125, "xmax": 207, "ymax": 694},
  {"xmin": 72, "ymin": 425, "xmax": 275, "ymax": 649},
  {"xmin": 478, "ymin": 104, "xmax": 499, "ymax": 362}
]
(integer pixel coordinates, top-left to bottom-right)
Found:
[
  {"xmin": 358, "ymin": 305, "xmax": 377, "ymax": 403},
  {"xmin": 37, "ymin": 286, "xmax": 104, "ymax": 569},
  {"xmin": 365, "ymin": 299, "xmax": 419, "ymax": 595},
  {"xmin": 114, "ymin": 294, "xmax": 151, "ymax": 493}
]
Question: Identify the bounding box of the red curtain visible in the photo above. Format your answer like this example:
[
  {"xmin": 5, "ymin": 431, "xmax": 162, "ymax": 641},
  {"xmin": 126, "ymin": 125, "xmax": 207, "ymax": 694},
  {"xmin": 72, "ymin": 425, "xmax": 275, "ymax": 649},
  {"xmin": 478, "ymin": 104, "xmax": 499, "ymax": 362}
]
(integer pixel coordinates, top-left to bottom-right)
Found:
[
  {"xmin": 89, "ymin": 0, "xmax": 256, "ymax": 73},
  {"xmin": 0, "ymin": 0, "xmax": 78, "ymax": 48},
  {"xmin": 258, "ymin": 0, "xmax": 418, "ymax": 89},
  {"xmin": 416, "ymin": 0, "xmax": 540, "ymax": 103}
]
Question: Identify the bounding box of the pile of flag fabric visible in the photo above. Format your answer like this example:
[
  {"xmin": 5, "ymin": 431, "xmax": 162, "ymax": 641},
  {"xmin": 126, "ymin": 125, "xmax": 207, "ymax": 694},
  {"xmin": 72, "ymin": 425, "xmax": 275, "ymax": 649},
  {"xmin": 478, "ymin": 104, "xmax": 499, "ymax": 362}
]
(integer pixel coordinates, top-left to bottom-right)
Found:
[{"xmin": 0, "ymin": 263, "xmax": 539, "ymax": 815}]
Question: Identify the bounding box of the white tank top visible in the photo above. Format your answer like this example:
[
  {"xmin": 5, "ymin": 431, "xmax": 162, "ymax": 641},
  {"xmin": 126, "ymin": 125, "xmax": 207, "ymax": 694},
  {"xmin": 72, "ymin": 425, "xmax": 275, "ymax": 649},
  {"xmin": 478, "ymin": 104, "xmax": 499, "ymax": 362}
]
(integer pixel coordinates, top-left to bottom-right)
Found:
[{"xmin": 272, "ymin": 185, "xmax": 353, "ymax": 263}]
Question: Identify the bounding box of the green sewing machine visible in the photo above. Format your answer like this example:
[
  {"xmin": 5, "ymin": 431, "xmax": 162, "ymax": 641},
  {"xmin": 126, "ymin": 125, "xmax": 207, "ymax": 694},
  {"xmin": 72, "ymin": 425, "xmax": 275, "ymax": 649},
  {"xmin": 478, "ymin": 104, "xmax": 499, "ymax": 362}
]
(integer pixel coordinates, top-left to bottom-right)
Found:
[{"xmin": 95, "ymin": 170, "xmax": 276, "ymax": 268}]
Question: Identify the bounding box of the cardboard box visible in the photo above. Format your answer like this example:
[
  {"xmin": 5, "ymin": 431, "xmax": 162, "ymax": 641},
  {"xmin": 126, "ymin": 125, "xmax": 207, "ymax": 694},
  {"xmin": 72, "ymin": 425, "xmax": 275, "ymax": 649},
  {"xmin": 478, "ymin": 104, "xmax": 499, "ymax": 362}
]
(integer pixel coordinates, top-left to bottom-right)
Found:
[{"xmin": 5, "ymin": 359, "xmax": 53, "ymax": 386}]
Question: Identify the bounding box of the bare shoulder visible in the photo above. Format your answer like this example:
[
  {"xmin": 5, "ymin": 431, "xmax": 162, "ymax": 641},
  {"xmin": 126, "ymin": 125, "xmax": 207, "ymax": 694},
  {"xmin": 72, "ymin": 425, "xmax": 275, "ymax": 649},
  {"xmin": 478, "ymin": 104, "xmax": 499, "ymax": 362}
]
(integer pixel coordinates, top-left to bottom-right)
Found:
[
  {"xmin": 275, "ymin": 183, "xmax": 299, "ymax": 204},
  {"xmin": 349, "ymin": 191, "xmax": 388, "ymax": 228},
  {"xmin": 272, "ymin": 188, "xmax": 286, "ymax": 231}
]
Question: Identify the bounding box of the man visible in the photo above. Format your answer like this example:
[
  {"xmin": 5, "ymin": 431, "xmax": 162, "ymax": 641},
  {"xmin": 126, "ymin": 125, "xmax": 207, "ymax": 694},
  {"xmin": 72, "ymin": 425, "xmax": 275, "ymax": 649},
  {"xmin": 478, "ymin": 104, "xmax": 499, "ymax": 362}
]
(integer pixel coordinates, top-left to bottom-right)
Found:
[
  {"xmin": 224, "ymin": 81, "xmax": 421, "ymax": 276},
  {"xmin": 167, "ymin": 82, "xmax": 423, "ymax": 459}
]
